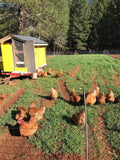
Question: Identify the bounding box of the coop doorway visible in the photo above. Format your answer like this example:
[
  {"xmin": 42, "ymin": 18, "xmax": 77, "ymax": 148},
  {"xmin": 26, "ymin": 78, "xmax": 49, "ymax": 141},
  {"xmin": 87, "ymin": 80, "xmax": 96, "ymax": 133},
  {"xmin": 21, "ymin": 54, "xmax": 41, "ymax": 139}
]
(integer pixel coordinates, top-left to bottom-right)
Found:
[{"xmin": 12, "ymin": 39, "xmax": 26, "ymax": 68}]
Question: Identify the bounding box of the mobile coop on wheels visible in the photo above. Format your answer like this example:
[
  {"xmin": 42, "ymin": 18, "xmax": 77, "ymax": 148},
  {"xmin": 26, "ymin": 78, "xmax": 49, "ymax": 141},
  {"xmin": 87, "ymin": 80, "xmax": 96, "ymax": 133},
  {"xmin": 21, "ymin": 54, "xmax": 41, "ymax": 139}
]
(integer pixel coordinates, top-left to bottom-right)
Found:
[{"xmin": 0, "ymin": 34, "xmax": 48, "ymax": 81}]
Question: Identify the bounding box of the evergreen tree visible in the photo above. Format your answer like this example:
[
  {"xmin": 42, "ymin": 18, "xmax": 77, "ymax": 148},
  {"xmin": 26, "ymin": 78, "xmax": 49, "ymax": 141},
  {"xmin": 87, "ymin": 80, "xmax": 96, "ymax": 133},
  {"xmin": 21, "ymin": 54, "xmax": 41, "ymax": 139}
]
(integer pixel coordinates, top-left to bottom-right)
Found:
[
  {"xmin": 68, "ymin": 0, "xmax": 90, "ymax": 50},
  {"xmin": 0, "ymin": 2, "xmax": 19, "ymax": 38},
  {"xmin": 97, "ymin": 0, "xmax": 120, "ymax": 49},
  {"xmin": 0, "ymin": 0, "xmax": 69, "ymax": 51},
  {"xmin": 0, "ymin": 0, "xmax": 40, "ymax": 36},
  {"xmin": 87, "ymin": 0, "xmax": 111, "ymax": 49},
  {"xmin": 50, "ymin": 0, "xmax": 69, "ymax": 53},
  {"xmin": 21, "ymin": 0, "xmax": 55, "ymax": 38}
]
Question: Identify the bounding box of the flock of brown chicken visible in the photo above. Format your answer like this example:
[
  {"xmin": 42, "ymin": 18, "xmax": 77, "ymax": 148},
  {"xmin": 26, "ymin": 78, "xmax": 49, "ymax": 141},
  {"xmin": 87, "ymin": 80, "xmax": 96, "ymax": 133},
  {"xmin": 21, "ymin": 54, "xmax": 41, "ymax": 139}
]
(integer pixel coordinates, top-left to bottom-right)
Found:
[
  {"xmin": 14, "ymin": 67, "xmax": 120, "ymax": 137},
  {"xmin": 70, "ymin": 86, "xmax": 120, "ymax": 106},
  {"xmin": 36, "ymin": 67, "xmax": 62, "ymax": 78},
  {"xmin": 70, "ymin": 87, "xmax": 120, "ymax": 126},
  {"xmin": 16, "ymin": 101, "xmax": 45, "ymax": 138},
  {"xmin": 15, "ymin": 87, "xmax": 60, "ymax": 138},
  {"xmin": 10, "ymin": 68, "xmax": 62, "ymax": 138}
]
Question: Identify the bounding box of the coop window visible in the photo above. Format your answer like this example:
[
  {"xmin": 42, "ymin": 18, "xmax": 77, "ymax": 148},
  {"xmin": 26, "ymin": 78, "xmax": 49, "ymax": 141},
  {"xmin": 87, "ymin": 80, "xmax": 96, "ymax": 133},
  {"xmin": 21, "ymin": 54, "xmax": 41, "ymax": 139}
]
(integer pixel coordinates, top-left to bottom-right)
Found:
[{"xmin": 13, "ymin": 39, "xmax": 26, "ymax": 68}]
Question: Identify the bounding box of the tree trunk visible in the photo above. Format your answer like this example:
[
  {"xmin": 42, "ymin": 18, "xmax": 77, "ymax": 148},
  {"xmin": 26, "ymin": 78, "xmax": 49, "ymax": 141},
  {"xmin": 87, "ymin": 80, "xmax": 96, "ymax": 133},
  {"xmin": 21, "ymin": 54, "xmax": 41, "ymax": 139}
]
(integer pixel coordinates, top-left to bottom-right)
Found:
[
  {"xmin": 53, "ymin": 44, "xmax": 55, "ymax": 55},
  {"xmin": 56, "ymin": 46, "xmax": 58, "ymax": 55},
  {"xmin": 18, "ymin": 5, "xmax": 23, "ymax": 34}
]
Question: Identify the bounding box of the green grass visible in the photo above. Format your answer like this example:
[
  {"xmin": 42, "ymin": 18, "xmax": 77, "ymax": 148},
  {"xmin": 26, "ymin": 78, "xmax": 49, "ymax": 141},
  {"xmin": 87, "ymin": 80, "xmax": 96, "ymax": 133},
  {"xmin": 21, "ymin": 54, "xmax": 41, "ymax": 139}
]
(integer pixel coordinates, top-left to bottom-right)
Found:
[
  {"xmin": 103, "ymin": 104, "xmax": 120, "ymax": 155},
  {"xmin": 47, "ymin": 54, "xmax": 120, "ymax": 95},
  {"xmin": 30, "ymin": 95, "xmax": 86, "ymax": 155},
  {"xmin": 0, "ymin": 54, "xmax": 120, "ymax": 157}
]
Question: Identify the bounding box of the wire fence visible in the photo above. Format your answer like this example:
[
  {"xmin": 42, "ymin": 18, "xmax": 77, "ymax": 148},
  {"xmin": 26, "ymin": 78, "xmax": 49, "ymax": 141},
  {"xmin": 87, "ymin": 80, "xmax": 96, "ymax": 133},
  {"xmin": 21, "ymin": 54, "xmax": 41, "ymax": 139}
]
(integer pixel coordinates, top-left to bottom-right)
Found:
[
  {"xmin": 84, "ymin": 90, "xmax": 88, "ymax": 160},
  {"xmin": 47, "ymin": 49, "xmax": 120, "ymax": 55}
]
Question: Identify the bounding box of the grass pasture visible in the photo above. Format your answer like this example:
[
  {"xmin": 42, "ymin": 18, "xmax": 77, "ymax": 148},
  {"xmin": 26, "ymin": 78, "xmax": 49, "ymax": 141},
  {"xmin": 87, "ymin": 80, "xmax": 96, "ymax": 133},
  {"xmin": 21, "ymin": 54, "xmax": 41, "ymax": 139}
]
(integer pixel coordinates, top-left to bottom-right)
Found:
[{"xmin": 0, "ymin": 54, "xmax": 120, "ymax": 159}]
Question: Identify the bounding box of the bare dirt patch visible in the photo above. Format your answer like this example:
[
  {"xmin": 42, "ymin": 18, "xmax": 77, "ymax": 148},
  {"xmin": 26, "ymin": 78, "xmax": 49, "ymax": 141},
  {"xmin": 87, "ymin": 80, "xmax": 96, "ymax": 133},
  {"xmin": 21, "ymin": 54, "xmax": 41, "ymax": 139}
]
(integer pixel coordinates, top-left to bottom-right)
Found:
[
  {"xmin": 46, "ymin": 153, "xmax": 85, "ymax": 160},
  {"xmin": 0, "ymin": 127, "xmax": 85, "ymax": 160},
  {"xmin": 107, "ymin": 54, "xmax": 120, "ymax": 60},
  {"xmin": 91, "ymin": 69, "xmax": 98, "ymax": 90},
  {"xmin": 46, "ymin": 55, "xmax": 56, "ymax": 59},
  {"xmin": 0, "ymin": 88, "xmax": 26, "ymax": 117},
  {"xmin": 0, "ymin": 89, "xmax": 56, "ymax": 160},
  {"xmin": 58, "ymin": 80, "xmax": 70, "ymax": 101},
  {"xmin": 69, "ymin": 65, "xmax": 80, "ymax": 77},
  {"xmin": 39, "ymin": 92, "xmax": 56, "ymax": 109},
  {"xmin": 113, "ymin": 75, "xmax": 120, "ymax": 86},
  {"xmin": 0, "ymin": 128, "xmax": 46, "ymax": 160},
  {"xmin": 88, "ymin": 115, "xmax": 113, "ymax": 160},
  {"xmin": 102, "ymin": 74, "xmax": 120, "ymax": 86},
  {"xmin": 31, "ymin": 80, "xmax": 55, "ymax": 109}
]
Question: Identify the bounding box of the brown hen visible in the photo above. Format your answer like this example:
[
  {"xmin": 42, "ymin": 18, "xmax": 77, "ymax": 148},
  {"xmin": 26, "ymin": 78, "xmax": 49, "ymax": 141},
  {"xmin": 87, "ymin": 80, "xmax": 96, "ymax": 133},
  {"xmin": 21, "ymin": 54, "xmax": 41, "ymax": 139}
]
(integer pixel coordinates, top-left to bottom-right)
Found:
[
  {"xmin": 97, "ymin": 92, "xmax": 106, "ymax": 105},
  {"xmin": 70, "ymin": 88, "xmax": 81, "ymax": 105},
  {"xmin": 17, "ymin": 115, "xmax": 38, "ymax": 138},
  {"xmin": 95, "ymin": 87, "xmax": 100, "ymax": 97},
  {"xmin": 116, "ymin": 95, "xmax": 120, "ymax": 103},
  {"xmin": 106, "ymin": 90, "xmax": 115, "ymax": 103},
  {"xmin": 47, "ymin": 68, "xmax": 54, "ymax": 75},
  {"xmin": 86, "ymin": 90, "xmax": 97, "ymax": 106},
  {"xmin": 53, "ymin": 69, "xmax": 62, "ymax": 78},
  {"xmin": 71, "ymin": 109, "xmax": 85, "ymax": 126},
  {"xmin": 51, "ymin": 88, "xmax": 58, "ymax": 101},
  {"xmin": 41, "ymin": 71, "xmax": 47, "ymax": 77},
  {"xmin": 36, "ymin": 68, "xmax": 44, "ymax": 77},
  {"xmin": 15, "ymin": 107, "xmax": 27, "ymax": 120},
  {"xmin": 37, "ymin": 71, "xmax": 43, "ymax": 77},
  {"xmin": 28, "ymin": 101, "xmax": 45, "ymax": 121}
]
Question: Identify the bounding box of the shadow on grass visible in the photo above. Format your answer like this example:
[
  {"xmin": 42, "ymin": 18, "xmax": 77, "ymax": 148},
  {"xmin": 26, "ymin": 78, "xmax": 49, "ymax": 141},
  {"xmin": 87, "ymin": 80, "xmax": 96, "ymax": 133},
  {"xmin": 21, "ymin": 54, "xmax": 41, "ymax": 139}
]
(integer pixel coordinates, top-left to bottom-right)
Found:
[
  {"xmin": 62, "ymin": 115, "xmax": 76, "ymax": 126},
  {"xmin": 11, "ymin": 110, "xmax": 18, "ymax": 120},
  {"xmin": 11, "ymin": 110, "xmax": 31, "ymax": 121},
  {"xmin": 39, "ymin": 94, "xmax": 51, "ymax": 100},
  {"xmin": 58, "ymin": 96, "xmax": 84, "ymax": 107},
  {"xmin": 4, "ymin": 123, "xmax": 20, "ymax": 136}
]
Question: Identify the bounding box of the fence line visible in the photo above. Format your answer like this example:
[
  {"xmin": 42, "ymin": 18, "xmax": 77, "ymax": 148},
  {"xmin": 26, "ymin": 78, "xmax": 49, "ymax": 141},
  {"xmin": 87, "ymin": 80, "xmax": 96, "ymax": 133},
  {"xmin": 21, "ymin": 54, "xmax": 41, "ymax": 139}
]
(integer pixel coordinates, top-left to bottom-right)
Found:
[
  {"xmin": 46, "ymin": 49, "xmax": 120, "ymax": 55},
  {"xmin": 84, "ymin": 90, "xmax": 89, "ymax": 160}
]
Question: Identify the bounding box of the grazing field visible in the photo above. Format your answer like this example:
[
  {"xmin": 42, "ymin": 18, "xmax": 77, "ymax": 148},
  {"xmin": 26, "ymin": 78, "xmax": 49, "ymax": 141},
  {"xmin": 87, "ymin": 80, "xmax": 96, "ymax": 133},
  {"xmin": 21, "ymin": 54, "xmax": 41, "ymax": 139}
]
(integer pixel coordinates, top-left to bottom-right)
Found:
[{"xmin": 0, "ymin": 54, "xmax": 120, "ymax": 160}]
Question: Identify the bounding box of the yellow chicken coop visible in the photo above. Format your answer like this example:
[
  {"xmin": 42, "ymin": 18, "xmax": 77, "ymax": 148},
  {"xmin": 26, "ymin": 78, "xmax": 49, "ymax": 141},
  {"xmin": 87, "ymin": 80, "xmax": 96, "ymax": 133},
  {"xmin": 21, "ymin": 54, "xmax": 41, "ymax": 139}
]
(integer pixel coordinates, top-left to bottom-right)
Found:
[{"xmin": 0, "ymin": 34, "xmax": 48, "ymax": 77}]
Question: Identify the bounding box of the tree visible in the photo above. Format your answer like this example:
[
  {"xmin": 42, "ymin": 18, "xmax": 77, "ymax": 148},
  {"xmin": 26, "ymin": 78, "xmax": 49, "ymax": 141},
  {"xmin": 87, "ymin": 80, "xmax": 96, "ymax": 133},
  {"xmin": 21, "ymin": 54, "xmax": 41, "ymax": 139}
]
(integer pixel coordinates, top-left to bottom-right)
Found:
[
  {"xmin": 97, "ymin": 0, "xmax": 120, "ymax": 49},
  {"xmin": 49, "ymin": 0, "xmax": 69, "ymax": 53},
  {"xmin": 0, "ymin": 0, "xmax": 69, "ymax": 52},
  {"xmin": 0, "ymin": 0, "xmax": 40, "ymax": 36},
  {"xmin": 68, "ymin": 0, "xmax": 90, "ymax": 50},
  {"xmin": 0, "ymin": 2, "xmax": 19, "ymax": 38},
  {"xmin": 87, "ymin": 0, "xmax": 111, "ymax": 49}
]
